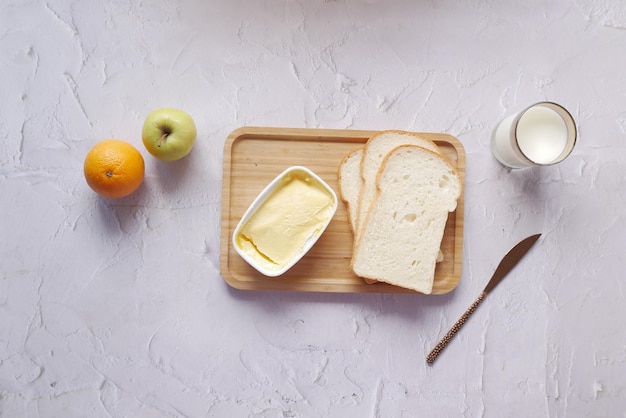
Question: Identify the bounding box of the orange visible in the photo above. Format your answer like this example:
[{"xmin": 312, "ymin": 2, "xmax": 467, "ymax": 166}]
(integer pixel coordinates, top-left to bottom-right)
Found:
[{"xmin": 84, "ymin": 139, "xmax": 145, "ymax": 198}]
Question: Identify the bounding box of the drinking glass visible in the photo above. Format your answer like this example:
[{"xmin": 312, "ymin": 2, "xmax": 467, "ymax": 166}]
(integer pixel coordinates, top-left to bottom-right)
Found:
[{"xmin": 491, "ymin": 102, "xmax": 577, "ymax": 168}]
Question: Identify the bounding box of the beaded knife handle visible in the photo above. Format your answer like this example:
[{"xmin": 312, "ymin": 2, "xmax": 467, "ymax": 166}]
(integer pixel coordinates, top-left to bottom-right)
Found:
[{"xmin": 426, "ymin": 291, "xmax": 486, "ymax": 364}]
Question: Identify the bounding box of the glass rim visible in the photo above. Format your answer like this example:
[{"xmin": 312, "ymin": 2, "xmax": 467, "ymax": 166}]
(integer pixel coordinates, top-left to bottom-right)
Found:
[{"xmin": 510, "ymin": 101, "xmax": 577, "ymax": 166}]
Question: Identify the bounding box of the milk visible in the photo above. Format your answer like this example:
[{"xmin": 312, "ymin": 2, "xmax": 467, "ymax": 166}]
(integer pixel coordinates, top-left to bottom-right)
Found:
[
  {"xmin": 491, "ymin": 102, "xmax": 576, "ymax": 168},
  {"xmin": 516, "ymin": 106, "xmax": 568, "ymax": 164}
]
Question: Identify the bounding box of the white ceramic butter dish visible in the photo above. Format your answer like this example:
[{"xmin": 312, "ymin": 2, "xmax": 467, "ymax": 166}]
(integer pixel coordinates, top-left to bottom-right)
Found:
[{"xmin": 232, "ymin": 166, "xmax": 338, "ymax": 277}]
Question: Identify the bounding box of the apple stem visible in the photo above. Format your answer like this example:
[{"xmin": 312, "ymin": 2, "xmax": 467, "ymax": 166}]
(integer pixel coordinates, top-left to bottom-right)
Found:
[{"xmin": 157, "ymin": 133, "xmax": 168, "ymax": 147}]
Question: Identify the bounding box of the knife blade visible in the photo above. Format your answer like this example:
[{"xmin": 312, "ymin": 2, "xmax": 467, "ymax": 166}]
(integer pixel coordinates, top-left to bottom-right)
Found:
[{"xmin": 426, "ymin": 233, "xmax": 541, "ymax": 364}]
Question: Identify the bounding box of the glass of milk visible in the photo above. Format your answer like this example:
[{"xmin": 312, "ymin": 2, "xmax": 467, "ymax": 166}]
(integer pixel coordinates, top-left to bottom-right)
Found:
[{"xmin": 491, "ymin": 102, "xmax": 577, "ymax": 168}]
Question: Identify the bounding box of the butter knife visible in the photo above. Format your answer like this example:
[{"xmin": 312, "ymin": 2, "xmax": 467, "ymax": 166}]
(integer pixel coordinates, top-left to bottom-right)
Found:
[{"xmin": 426, "ymin": 233, "xmax": 542, "ymax": 364}]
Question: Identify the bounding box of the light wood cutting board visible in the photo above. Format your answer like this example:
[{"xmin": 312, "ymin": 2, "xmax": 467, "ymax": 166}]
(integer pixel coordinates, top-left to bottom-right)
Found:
[{"xmin": 220, "ymin": 126, "xmax": 465, "ymax": 294}]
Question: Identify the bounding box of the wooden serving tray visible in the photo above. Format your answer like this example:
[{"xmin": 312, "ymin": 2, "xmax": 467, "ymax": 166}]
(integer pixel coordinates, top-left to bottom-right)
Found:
[{"xmin": 220, "ymin": 127, "xmax": 465, "ymax": 294}]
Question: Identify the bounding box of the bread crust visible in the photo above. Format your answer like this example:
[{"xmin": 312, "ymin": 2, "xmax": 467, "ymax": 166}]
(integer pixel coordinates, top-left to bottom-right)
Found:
[{"xmin": 337, "ymin": 147, "xmax": 364, "ymax": 235}]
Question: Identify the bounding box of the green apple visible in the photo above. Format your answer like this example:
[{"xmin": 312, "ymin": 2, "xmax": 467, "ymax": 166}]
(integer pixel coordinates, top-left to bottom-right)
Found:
[{"xmin": 142, "ymin": 107, "xmax": 197, "ymax": 161}]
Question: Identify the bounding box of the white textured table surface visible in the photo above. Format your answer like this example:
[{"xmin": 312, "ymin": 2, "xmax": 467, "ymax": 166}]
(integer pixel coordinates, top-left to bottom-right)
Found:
[{"xmin": 2, "ymin": 1, "xmax": 625, "ymax": 417}]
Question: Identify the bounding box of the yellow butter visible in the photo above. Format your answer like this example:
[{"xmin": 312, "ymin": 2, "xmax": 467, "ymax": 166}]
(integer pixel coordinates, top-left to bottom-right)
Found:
[{"xmin": 236, "ymin": 170, "xmax": 335, "ymax": 273}]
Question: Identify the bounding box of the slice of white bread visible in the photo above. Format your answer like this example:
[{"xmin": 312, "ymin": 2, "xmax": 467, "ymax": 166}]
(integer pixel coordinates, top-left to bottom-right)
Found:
[
  {"xmin": 337, "ymin": 131, "xmax": 445, "ymax": 285},
  {"xmin": 351, "ymin": 145, "xmax": 461, "ymax": 294},
  {"xmin": 337, "ymin": 147, "xmax": 363, "ymax": 234},
  {"xmin": 356, "ymin": 131, "xmax": 441, "ymax": 239}
]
